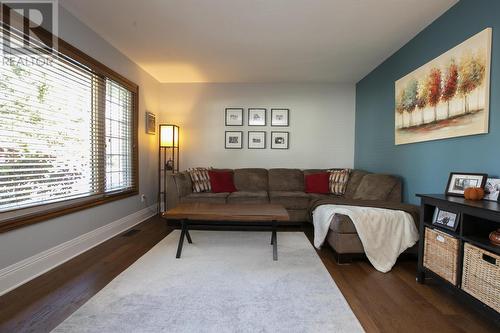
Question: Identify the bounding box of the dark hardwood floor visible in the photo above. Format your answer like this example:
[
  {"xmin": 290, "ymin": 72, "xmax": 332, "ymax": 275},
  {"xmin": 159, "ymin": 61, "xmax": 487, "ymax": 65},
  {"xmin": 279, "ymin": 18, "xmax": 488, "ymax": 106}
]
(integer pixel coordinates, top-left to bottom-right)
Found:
[
  {"xmin": 0, "ymin": 216, "xmax": 498, "ymax": 333},
  {"xmin": 303, "ymin": 229, "xmax": 500, "ymax": 333}
]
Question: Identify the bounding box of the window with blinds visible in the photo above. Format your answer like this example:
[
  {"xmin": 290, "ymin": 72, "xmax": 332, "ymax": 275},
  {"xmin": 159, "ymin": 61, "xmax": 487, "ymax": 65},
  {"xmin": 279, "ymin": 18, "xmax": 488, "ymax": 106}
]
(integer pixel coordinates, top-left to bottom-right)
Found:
[
  {"xmin": 0, "ymin": 11, "xmax": 138, "ymax": 230},
  {"xmin": 105, "ymin": 80, "xmax": 134, "ymax": 192}
]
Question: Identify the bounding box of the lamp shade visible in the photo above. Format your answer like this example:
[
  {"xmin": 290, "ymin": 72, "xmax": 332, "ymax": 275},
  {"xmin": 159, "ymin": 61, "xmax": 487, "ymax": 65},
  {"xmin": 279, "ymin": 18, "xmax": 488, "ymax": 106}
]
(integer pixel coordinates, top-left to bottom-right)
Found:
[{"xmin": 160, "ymin": 124, "xmax": 179, "ymax": 148}]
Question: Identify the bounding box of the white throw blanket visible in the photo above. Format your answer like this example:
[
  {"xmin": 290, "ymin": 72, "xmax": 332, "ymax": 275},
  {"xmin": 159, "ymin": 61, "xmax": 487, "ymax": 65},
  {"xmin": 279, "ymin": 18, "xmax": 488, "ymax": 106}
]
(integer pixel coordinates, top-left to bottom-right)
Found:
[{"xmin": 313, "ymin": 205, "xmax": 419, "ymax": 273}]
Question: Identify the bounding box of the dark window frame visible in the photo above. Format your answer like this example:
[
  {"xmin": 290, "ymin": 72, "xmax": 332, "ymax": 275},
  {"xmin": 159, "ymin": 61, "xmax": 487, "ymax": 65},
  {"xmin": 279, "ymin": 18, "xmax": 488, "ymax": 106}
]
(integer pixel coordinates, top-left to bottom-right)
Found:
[{"xmin": 0, "ymin": 10, "xmax": 139, "ymax": 234}]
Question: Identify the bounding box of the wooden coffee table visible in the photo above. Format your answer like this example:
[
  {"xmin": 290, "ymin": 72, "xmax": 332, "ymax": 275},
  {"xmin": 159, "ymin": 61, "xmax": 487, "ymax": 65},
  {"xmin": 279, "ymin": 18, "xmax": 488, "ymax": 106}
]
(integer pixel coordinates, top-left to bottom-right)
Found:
[{"xmin": 162, "ymin": 203, "xmax": 290, "ymax": 260}]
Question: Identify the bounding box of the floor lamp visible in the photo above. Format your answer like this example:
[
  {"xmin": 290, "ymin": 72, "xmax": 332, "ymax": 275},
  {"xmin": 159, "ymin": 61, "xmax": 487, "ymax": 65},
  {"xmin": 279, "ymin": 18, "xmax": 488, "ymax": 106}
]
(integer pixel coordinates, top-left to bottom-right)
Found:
[{"xmin": 159, "ymin": 124, "xmax": 179, "ymax": 213}]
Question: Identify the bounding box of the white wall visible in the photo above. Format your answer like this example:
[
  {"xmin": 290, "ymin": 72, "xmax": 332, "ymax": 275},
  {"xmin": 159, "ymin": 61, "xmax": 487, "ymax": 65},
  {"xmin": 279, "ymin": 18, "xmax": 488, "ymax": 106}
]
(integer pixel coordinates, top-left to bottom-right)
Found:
[
  {"xmin": 159, "ymin": 83, "xmax": 355, "ymax": 170},
  {"xmin": 0, "ymin": 7, "xmax": 161, "ymax": 270}
]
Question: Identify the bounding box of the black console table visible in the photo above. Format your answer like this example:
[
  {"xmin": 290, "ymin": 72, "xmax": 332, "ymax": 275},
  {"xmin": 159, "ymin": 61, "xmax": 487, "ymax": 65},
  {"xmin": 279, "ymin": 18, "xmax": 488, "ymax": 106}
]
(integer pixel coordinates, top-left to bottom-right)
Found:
[{"xmin": 416, "ymin": 194, "xmax": 500, "ymax": 315}]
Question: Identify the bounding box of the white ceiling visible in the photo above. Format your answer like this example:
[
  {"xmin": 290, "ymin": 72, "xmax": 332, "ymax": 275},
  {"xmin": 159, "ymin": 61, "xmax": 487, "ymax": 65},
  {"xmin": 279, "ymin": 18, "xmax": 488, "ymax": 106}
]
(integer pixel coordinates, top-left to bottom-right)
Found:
[{"xmin": 60, "ymin": 0, "xmax": 457, "ymax": 83}]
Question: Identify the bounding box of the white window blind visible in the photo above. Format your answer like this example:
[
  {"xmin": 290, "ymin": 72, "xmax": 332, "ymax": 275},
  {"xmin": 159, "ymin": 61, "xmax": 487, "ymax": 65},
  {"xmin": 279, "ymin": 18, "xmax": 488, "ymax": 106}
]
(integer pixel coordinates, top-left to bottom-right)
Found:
[
  {"xmin": 105, "ymin": 79, "xmax": 134, "ymax": 192},
  {"xmin": 0, "ymin": 18, "xmax": 137, "ymax": 221}
]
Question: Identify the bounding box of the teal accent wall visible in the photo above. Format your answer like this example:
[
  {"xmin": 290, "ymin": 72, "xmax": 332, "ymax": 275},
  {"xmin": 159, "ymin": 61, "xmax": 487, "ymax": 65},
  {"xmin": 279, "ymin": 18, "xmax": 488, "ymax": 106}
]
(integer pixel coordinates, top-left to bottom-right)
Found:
[{"xmin": 354, "ymin": 0, "xmax": 500, "ymax": 204}]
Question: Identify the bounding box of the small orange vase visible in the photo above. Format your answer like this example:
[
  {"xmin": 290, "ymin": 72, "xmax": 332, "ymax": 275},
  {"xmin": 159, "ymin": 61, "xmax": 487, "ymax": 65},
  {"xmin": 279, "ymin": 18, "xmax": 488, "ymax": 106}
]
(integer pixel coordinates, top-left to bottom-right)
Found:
[{"xmin": 464, "ymin": 187, "xmax": 485, "ymax": 201}]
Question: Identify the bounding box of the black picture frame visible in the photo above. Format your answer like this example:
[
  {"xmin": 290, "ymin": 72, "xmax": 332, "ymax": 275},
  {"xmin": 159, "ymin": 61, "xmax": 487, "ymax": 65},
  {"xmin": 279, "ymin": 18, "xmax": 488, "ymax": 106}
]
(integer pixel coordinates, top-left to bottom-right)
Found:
[
  {"xmin": 248, "ymin": 108, "xmax": 267, "ymax": 126},
  {"xmin": 225, "ymin": 131, "xmax": 243, "ymax": 149},
  {"xmin": 225, "ymin": 108, "xmax": 244, "ymax": 126},
  {"xmin": 484, "ymin": 178, "xmax": 500, "ymax": 202},
  {"xmin": 445, "ymin": 172, "xmax": 488, "ymax": 197},
  {"xmin": 432, "ymin": 208, "xmax": 460, "ymax": 231},
  {"xmin": 248, "ymin": 131, "xmax": 266, "ymax": 149},
  {"xmin": 271, "ymin": 108, "xmax": 289, "ymax": 127},
  {"xmin": 271, "ymin": 131, "xmax": 289, "ymax": 149}
]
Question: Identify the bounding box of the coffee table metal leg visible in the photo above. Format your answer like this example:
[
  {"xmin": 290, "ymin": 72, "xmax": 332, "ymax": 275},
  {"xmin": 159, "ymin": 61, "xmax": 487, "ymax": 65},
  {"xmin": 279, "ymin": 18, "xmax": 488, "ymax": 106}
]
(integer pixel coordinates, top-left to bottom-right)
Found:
[
  {"xmin": 186, "ymin": 229, "xmax": 193, "ymax": 244},
  {"xmin": 270, "ymin": 232, "xmax": 274, "ymax": 245},
  {"xmin": 272, "ymin": 221, "xmax": 278, "ymax": 261},
  {"xmin": 176, "ymin": 220, "xmax": 187, "ymax": 259}
]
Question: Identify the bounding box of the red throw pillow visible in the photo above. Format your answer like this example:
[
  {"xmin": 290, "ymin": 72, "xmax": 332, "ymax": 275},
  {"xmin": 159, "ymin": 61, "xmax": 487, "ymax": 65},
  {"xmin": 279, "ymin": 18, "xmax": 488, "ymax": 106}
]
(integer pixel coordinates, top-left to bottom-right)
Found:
[
  {"xmin": 208, "ymin": 170, "xmax": 237, "ymax": 193},
  {"xmin": 305, "ymin": 172, "xmax": 330, "ymax": 194}
]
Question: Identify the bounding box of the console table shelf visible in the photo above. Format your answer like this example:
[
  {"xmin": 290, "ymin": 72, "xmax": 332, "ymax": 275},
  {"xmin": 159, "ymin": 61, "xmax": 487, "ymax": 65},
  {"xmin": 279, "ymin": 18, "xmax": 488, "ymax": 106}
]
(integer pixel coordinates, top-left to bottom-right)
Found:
[{"xmin": 417, "ymin": 194, "xmax": 500, "ymax": 316}]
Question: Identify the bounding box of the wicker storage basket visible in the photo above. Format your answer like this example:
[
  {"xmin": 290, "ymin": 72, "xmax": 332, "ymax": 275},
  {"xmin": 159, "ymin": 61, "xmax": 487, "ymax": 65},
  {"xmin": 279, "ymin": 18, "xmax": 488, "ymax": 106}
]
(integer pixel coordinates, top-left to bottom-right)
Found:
[
  {"xmin": 462, "ymin": 243, "xmax": 500, "ymax": 313},
  {"xmin": 423, "ymin": 227, "xmax": 459, "ymax": 285}
]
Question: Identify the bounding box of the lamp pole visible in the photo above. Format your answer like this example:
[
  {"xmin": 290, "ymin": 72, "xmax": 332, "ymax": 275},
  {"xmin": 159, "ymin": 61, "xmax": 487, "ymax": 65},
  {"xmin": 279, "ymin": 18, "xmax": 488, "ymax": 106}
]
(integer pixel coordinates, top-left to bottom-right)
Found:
[{"xmin": 159, "ymin": 124, "xmax": 179, "ymax": 213}]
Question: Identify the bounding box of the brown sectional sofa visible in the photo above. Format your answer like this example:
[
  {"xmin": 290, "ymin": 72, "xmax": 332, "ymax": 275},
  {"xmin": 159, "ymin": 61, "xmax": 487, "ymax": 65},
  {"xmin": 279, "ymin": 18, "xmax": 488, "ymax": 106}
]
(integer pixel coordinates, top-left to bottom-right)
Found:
[{"xmin": 167, "ymin": 168, "xmax": 412, "ymax": 262}]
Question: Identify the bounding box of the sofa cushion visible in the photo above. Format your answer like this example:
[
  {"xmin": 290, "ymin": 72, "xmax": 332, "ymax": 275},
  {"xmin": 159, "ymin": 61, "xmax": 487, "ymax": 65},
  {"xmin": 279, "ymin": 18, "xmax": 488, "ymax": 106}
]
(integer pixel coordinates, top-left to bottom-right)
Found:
[
  {"xmin": 329, "ymin": 214, "xmax": 357, "ymax": 233},
  {"xmin": 287, "ymin": 209, "xmax": 308, "ymax": 222},
  {"xmin": 308, "ymin": 193, "xmax": 333, "ymax": 201},
  {"xmin": 303, "ymin": 169, "xmax": 326, "ymax": 176},
  {"xmin": 386, "ymin": 181, "xmax": 402, "ymax": 203},
  {"xmin": 234, "ymin": 168, "xmax": 268, "ymax": 191},
  {"xmin": 208, "ymin": 170, "xmax": 237, "ymax": 193},
  {"xmin": 269, "ymin": 191, "xmax": 310, "ymax": 210},
  {"xmin": 180, "ymin": 192, "xmax": 229, "ymax": 204},
  {"xmin": 268, "ymin": 169, "xmax": 304, "ymax": 191},
  {"xmin": 305, "ymin": 172, "xmax": 330, "ymax": 194},
  {"xmin": 227, "ymin": 191, "xmax": 269, "ymax": 204},
  {"xmin": 344, "ymin": 170, "xmax": 370, "ymax": 199},
  {"xmin": 353, "ymin": 174, "xmax": 399, "ymax": 201}
]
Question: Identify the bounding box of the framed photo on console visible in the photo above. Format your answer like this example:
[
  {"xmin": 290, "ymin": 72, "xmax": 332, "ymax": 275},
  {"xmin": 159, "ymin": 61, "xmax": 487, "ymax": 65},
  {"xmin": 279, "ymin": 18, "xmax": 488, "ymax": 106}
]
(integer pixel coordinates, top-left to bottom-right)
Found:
[
  {"xmin": 225, "ymin": 131, "xmax": 243, "ymax": 149},
  {"xmin": 248, "ymin": 108, "xmax": 266, "ymax": 126},
  {"xmin": 225, "ymin": 108, "xmax": 244, "ymax": 126},
  {"xmin": 271, "ymin": 131, "xmax": 289, "ymax": 149},
  {"xmin": 271, "ymin": 108, "xmax": 289, "ymax": 127},
  {"xmin": 432, "ymin": 208, "xmax": 460, "ymax": 231},
  {"xmin": 445, "ymin": 172, "xmax": 488, "ymax": 197},
  {"xmin": 484, "ymin": 178, "xmax": 500, "ymax": 201},
  {"xmin": 248, "ymin": 131, "xmax": 266, "ymax": 149}
]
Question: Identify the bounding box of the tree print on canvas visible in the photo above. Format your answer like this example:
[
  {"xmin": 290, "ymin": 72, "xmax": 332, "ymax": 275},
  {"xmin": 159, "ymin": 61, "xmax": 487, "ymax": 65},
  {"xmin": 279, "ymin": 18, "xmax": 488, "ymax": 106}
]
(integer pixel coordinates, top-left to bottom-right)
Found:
[{"xmin": 395, "ymin": 28, "xmax": 491, "ymax": 145}]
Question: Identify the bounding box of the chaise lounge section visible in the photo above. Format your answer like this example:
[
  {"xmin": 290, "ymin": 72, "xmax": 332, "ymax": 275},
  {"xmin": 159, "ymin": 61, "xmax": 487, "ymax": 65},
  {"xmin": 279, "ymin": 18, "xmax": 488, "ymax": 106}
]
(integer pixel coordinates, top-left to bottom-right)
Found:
[{"xmin": 167, "ymin": 168, "xmax": 415, "ymax": 262}]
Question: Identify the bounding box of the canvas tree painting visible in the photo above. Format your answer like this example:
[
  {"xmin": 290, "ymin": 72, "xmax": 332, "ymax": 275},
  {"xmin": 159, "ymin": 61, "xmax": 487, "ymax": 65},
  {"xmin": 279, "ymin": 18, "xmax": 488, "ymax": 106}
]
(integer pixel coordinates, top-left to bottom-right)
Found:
[{"xmin": 395, "ymin": 28, "xmax": 491, "ymax": 145}]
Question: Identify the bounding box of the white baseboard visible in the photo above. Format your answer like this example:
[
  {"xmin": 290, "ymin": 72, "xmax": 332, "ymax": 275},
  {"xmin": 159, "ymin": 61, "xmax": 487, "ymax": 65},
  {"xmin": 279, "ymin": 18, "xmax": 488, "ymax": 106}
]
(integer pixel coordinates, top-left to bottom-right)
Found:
[{"xmin": 0, "ymin": 205, "xmax": 157, "ymax": 296}]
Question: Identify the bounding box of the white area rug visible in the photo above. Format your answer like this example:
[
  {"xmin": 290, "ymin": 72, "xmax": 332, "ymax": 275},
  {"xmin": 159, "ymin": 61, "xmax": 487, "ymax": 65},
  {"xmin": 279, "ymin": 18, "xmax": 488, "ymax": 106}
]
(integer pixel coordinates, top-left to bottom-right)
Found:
[{"xmin": 53, "ymin": 231, "xmax": 363, "ymax": 333}]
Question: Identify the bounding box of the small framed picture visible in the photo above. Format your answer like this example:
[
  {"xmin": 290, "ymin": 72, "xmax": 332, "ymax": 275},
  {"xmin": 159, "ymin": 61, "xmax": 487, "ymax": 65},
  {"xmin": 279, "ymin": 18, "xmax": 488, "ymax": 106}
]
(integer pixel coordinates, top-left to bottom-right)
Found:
[
  {"xmin": 145, "ymin": 112, "xmax": 156, "ymax": 134},
  {"xmin": 445, "ymin": 172, "xmax": 488, "ymax": 197},
  {"xmin": 484, "ymin": 178, "xmax": 500, "ymax": 201},
  {"xmin": 225, "ymin": 108, "xmax": 244, "ymax": 126},
  {"xmin": 271, "ymin": 131, "xmax": 289, "ymax": 149},
  {"xmin": 225, "ymin": 131, "xmax": 243, "ymax": 149},
  {"xmin": 271, "ymin": 108, "xmax": 289, "ymax": 127},
  {"xmin": 432, "ymin": 208, "xmax": 460, "ymax": 231},
  {"xmin": 248, "ymin": 131, "xmax": 266, "ymax": 149},
  {"xmin": 248, "ymin": 108, "xmax": 266, "ymax": 126}
]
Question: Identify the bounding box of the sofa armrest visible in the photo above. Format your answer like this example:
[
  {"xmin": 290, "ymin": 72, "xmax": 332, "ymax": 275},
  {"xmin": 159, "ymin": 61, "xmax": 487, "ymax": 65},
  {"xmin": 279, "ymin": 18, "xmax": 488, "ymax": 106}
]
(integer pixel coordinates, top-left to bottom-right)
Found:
[{"xmin": 167, "ymin": 172, "xmax": 192, "ymax": 209}]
